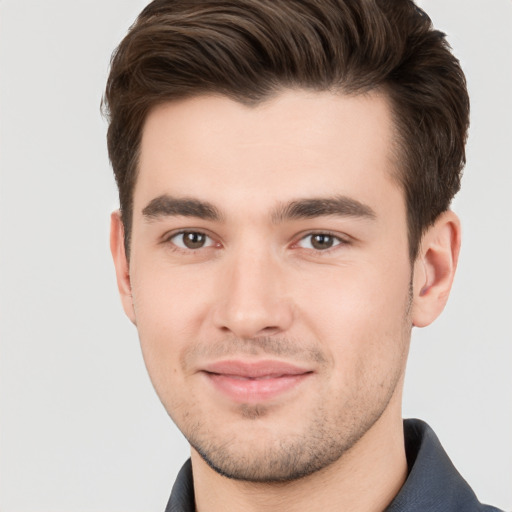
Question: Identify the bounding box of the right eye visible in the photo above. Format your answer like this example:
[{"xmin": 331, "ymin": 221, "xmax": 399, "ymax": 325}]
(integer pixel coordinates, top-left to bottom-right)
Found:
[{"xmin": 168, "ymin": 231, "xmax": 216, "ymax": 250}]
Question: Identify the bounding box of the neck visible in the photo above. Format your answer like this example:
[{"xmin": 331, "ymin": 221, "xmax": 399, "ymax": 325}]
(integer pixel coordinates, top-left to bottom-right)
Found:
[{"xmin": 191, "ymin": 402, "xmax": 408, "ymax": 512}]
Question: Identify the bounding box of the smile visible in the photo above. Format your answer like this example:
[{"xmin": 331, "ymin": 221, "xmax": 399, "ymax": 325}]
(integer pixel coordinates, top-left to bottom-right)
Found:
[{"xmin": 201, "ymin": 360, "xmax": 313, "ymax": 403}]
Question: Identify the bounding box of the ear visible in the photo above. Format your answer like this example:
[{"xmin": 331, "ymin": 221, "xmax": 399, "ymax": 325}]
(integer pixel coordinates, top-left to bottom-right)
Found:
[
  {"xmin": 411, "ymin": 210, "xmax": 461, "ymax": 328},
  {"xmin": 110, "ymin": 211, "xmax": 136, "ymax": 324}
]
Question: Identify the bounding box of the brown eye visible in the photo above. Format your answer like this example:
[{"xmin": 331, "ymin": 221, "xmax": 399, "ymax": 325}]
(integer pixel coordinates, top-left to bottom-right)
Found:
[
  {"xmin": 183, "ymin": 232, "xmax": 206, "ymax": 249},
  {"xmin": 311, "ymin": 234, "xmax": 335, "ymax": 250},
  {"xmin": 297, "ymin": 233, "xmax": 343, "ymax": 251},
  {"xmin": 170, "ymin": 231, "xmax": 214, "ymax": 250}
]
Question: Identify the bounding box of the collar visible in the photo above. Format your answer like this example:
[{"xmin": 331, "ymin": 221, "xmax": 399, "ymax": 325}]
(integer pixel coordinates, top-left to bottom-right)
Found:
[
  {"xmin": 165, "ymin": 419, "xmax": 502, "ymax": 512},
  {"xmin": 385, "ymin": 419, "xmax": 501, "ymax": 511}
]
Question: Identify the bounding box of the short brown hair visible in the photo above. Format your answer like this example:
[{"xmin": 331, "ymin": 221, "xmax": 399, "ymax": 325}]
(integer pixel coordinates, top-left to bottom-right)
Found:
[{"xmin": 103, "ymin": 0, "xmax": 469, "ymax": 260}]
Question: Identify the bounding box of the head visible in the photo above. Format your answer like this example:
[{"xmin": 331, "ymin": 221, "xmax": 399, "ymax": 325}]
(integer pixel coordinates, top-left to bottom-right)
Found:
[
  {"xmin": 106, "ymin": 0, "xmax": 468, "ymax": 483},
  {"xmin": 104, "ymin": 0, "xmax": 469, "ymax": 262}
]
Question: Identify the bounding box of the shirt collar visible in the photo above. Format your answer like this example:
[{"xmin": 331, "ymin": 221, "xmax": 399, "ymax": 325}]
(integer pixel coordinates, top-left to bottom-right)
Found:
[
  {"xmin": 385, "ymin": 419, "xmax": 496, "ymax": 511},
  {"xmin": 165, "ymin": 419, "xmax": 500, "ymax": 512}
]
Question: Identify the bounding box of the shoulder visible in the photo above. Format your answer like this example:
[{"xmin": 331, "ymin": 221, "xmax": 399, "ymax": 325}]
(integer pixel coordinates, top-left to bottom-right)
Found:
[{"xmin": 385, "ymin": 419, "xmax": 505, "ymax": 512}]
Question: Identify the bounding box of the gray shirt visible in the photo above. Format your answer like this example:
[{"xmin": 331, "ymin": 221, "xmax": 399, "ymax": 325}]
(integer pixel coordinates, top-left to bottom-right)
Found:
[{"xmin": 164, "ymin": 419, "xmax": 503, "ymax": 512}]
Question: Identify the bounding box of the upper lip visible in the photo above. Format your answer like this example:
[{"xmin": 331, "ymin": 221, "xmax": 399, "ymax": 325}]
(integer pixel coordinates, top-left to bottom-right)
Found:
[{"xmin": 202, "ymin": 360, "xmax": 312, "ymax": 378}]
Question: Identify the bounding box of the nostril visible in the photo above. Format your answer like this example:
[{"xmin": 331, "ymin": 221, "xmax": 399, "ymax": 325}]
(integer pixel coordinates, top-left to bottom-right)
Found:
[{"xmin": 260, "ymin": 326, "xmax": 281, "ymax": 335}]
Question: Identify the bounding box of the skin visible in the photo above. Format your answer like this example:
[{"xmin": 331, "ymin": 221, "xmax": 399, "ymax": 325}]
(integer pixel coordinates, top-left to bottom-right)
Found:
[{"xmin": 111, "ymin": 90, "xmax": 460, "ymax": 512}]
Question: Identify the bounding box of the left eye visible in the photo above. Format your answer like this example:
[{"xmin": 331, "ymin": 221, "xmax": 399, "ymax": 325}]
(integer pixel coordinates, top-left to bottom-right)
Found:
[
  {"xmin": 296, "ymin": 233, "xmax": 343, "ymax": 251},
  {"xmin": 170, "ymin": 231, "xmax": 215, "ymax": 250}
]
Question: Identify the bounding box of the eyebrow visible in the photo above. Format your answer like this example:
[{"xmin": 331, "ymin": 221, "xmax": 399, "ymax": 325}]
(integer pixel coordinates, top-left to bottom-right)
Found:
[
  {"xmin": 141, "ymin": 194, "xmax": 376, "ymax": 224},
  {"xmin": 142, "ymin": 195, "xmax": 223, "ymax": 221},
  {"xmin": 271, "ymin": 196, "xmax": 376, "ymax": 223}
]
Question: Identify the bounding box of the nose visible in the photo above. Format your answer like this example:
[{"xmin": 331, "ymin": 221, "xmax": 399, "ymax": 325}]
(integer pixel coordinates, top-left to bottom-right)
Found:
[{"xmin": 212, "ymin": 248, "xmax": 294, "ymax": 339}]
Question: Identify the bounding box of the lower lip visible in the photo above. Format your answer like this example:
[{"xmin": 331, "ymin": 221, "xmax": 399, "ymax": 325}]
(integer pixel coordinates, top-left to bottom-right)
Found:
[{"xmin": 205, "ymin": 372, "xmax": 311, "ymax": 403}]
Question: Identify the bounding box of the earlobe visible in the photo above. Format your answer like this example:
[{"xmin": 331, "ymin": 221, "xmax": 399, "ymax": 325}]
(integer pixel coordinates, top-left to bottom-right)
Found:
[
  {"xmin": 411, "ymin": 211, "xmax": 461, "ymax": 328},
  {"xmin": 110, "ymin": 211, "xmax": 136, "ymax": 324}
]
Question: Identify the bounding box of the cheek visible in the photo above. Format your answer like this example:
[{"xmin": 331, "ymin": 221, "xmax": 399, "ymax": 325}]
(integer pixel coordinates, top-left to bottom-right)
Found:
[
  {"xmin": 296, "ymin": 261, "xmax": 411, "ymax": 370},
  {"xmin": 128, "ymin": 267, "xmax": 201, "ymax": 390},
  {"xmin": 131, "ymin": 258, "xmax": 210, "ymax": 334}
]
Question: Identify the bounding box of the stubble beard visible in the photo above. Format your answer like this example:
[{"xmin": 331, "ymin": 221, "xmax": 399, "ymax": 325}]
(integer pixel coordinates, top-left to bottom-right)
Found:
[
  {"xmin": 179, "ymin": 334, "xmax": 410, "ymax": 482},
  {"xmin": 168, "ymin": 283, "xmax": 414, "ymax": 483},
  {"xmin": 188, "ymin": 397, "xmax": 398, "ymax": 483}
]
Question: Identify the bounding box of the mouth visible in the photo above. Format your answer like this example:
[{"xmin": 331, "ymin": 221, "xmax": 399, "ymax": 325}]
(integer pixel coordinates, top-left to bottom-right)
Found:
[{"xmin": 201, "ymin": 360, "xmax": 313, "ymax": 403}]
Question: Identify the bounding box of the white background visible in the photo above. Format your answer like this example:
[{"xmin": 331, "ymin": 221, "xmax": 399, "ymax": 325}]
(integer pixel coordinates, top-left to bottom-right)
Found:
[{"xmin": 0, "ymin": 0, "xmax": 511, "ymax": 510}]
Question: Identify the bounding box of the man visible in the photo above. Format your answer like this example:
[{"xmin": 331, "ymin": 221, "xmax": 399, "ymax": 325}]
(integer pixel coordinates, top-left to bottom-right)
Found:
[{"xmin": 104, "ymin": 1, "xmax": 504, "ymax": 511}]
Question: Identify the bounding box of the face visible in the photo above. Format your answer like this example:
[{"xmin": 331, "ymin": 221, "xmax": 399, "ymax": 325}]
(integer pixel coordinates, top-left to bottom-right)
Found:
[{"xmin": 119, "ymin": 90, "xmax": 414, "ymax": 481}]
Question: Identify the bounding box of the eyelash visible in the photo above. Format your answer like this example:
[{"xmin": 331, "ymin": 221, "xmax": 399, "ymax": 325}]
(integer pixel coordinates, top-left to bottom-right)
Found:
[
  {"xmin": 163, "ymin": 230, "xmax": 218, "ymax": 253},
  {"xmin": 293, "ymin": 231, "xmax": 350, "ymax": 253},
  {"xmin": 162, "ymin": 230, "xmax": 350, "ymax": 254}
]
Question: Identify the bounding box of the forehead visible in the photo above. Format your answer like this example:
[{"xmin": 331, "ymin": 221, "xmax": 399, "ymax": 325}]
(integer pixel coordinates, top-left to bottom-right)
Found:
[{"xmin": 135, "ymin": 90, "xmax": 401, "ymax": 217}]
